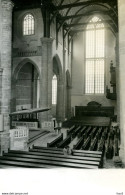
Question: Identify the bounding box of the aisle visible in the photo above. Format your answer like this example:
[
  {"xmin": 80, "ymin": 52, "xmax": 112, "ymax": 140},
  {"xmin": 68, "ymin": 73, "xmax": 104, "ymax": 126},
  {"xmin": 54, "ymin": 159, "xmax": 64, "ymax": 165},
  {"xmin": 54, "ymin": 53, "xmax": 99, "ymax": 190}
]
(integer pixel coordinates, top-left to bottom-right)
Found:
[
  {"xmin": 28, "ymin": 132, "xmax": 60, "ymax": 148},
  {"xmin": 68, "ymin": 136, "xmax": 79, "ymax": 149}
]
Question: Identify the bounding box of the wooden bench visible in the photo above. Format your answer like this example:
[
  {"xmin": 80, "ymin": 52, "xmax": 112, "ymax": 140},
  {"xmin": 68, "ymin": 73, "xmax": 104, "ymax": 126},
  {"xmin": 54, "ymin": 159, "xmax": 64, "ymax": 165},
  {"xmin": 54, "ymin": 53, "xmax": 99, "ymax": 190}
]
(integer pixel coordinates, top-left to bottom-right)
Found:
[
  {"xmin": 82, "ymin": 136, "xmax": 91, "ymax": 150},
  {"xmin": 90, "ymin": 127, "xmax": 98, "ymax": 139},
  {"xmin": 72, "ymin": 126, "xmax": 81, "ymax": 138},
  {"xmin": 89, "ymin": 137, "xmax": 98, "ymax": 151},
  {"xmin": 77, "ymin": 126, "xmax": 86, "ymax": 138},
  {"xmin": 3, "ymin": 153, "xmax": 100, "ymax": 167},
  {"xmin": 73, "ymin": 136, "xmax": 84, "ymax": 150},
  {"xmin": 57, "ymin": 135, "xmax": 71, "ymax": 148},
  {"xmin": 31, "ymin": 146, "xmax": 102, "ymax": 158},
  {"xmin": 33, "ymin": 145, "xmax": 62, "ymax": 151},
  {"xmin": 0, "ymin": 156, "xmax": 98, "ymax": 169},
  {"xmin": 47, "ymin": 134, "xmax": 63, "ymax": 148},
  {"xmin": 84, "ymin": 126, "xmax": 92, "ymax": 139},
  {"xmin": 67, "ymin": 125, "xmax": 76, "ymax": 135},
  {"xmin": 7, "ymin": 150, "xmax": 101, "ymax": 162},
  {"xmin": 0, "ymin": 158, "xmax": 55, "ymax": 168}
]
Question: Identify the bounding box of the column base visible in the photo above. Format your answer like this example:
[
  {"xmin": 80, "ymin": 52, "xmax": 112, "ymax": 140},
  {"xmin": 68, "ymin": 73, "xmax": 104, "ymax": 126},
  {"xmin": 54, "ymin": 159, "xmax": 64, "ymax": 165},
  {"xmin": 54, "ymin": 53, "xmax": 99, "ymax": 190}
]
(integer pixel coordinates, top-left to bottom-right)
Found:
[{"xmin": 119, "ymin": 145, "xmax": 125, "ymax": 165}]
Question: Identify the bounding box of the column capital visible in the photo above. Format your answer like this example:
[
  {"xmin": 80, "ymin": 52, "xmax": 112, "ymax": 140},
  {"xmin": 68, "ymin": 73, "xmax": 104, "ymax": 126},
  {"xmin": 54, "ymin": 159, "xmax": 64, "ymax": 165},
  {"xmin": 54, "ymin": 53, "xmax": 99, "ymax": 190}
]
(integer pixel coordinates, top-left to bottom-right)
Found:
[
  {"xmin": 2, "ymin": 0, "xmax": 14, "ymax": 10},
  {"xmin": 41, "ymin": 37, "xmax": 54, "ymax": 44}
]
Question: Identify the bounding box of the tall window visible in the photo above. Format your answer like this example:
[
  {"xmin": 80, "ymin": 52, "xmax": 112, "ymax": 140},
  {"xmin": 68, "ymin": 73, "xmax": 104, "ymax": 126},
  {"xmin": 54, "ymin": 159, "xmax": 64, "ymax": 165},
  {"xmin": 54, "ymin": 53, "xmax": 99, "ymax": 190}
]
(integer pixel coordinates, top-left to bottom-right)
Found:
[
  {"xmin": 23, "ymin": 14, "xmax": 35, "ymax": 35},
  {"xmin": 52, "ymin": 75, "xmax": 57, "ymax": 105},
  {"xmin": 85, "ymin": 16, "xmax": 105, "ymax": 94}
]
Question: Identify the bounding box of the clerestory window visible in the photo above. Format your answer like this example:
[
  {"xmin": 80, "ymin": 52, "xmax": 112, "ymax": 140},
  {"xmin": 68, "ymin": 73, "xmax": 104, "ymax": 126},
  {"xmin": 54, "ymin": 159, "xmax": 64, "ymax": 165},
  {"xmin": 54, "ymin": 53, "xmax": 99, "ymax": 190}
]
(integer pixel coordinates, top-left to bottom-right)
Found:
[{"xmin": 23, "ymin": 14, "xmax": 35, "ymax": 35}]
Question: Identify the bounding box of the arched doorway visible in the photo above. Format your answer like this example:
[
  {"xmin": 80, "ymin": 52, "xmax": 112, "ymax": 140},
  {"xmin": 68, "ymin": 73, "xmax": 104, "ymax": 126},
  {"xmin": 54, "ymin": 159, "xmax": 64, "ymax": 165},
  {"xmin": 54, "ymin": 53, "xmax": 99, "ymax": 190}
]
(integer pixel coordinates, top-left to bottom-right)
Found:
[{"xmin": 12, "ymin": 60, "xmax": 40, "ymax": 111}]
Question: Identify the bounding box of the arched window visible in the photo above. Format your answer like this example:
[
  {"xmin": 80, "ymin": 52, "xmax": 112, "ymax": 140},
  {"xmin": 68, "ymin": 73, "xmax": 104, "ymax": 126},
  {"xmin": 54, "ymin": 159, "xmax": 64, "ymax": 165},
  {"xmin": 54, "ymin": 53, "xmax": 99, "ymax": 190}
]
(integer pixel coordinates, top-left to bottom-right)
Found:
[
  {"xmin": 23, "ymin": 14, "xmax": 35, "ymax": 35},
  {"xmin": 52, "ymin": 75, "xmax": 57, "ymax": 105},
  {"xmin": 85, "ymin": 16, "xmax": 105, "ymax": 94}
]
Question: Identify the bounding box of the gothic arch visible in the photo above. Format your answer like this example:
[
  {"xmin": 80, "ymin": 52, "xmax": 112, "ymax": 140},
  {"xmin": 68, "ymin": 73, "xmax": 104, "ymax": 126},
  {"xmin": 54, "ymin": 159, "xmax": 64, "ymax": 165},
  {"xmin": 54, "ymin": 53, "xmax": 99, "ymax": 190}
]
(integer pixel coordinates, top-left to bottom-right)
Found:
[
  {"xmin": 11, "ymin": 58, "xmax": 40, "ymax": 112},
  {"xmin": 53, "ymin": 54, "xmax": 63, "ymax": 84},
  {"xmin": 12, "ymin": 58, "xmax": 40, "ymax": 80}
]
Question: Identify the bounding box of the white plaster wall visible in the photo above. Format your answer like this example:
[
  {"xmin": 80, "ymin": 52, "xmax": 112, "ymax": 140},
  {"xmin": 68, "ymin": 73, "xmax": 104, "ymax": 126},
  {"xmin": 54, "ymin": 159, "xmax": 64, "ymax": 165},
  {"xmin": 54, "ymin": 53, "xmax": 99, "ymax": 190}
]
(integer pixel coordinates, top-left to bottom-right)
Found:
[{"xmin": 71, "ymin": 28, "xmax": 116, "ymax": 112}]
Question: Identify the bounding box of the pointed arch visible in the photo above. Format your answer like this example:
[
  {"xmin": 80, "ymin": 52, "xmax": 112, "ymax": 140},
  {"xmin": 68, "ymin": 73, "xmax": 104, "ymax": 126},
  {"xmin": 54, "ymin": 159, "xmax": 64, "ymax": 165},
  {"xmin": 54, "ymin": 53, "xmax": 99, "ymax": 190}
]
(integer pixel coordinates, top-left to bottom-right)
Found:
[{"xmin": 13, "ymin": 58, "xmax": 40, "ymax": 81}]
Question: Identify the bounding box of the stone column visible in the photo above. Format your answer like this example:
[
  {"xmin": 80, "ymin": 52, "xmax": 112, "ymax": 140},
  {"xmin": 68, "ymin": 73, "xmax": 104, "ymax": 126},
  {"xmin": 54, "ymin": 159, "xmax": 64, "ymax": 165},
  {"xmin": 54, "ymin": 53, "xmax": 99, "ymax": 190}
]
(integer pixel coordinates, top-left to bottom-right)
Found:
[
  {"xmin": 0, "ymin": 0, "xmax": 13, "ymax": 131},
  {"xmin": 0, "ymin": 68, "xmax": 3, "ymax": 109},
  {"xmin": 67, "ymin": 86, "xmax": 72, "ymax": 119},
  {"xmin": 118, "ymin": 0, "xmax": 125, "ymax": 164},
  {"xmin": 40, "ymin": 38, "xmax": 54, "ymax": 130},
  {"xmin": 56, "ymin": 83, "xmax": 64, "ymax": 122},
  {"xmin": 115, "ymin": 33, "xmax": 120, "ymax": 123}
]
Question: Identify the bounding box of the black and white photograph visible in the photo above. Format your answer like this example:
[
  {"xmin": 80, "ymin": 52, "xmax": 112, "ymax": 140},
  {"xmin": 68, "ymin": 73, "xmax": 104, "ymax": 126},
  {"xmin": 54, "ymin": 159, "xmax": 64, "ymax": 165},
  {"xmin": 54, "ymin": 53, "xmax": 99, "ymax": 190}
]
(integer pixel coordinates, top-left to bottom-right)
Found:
[{"xmin": 0, "ymin": 0, "xmax": 125, "ymax": 194}]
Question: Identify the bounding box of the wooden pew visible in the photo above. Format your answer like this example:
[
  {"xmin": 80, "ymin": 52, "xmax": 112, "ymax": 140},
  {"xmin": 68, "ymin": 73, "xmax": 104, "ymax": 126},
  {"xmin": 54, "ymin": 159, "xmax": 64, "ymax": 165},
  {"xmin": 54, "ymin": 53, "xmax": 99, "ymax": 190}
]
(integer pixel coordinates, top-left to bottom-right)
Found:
[
  {"xmin": 77, "ymin": 126, "xmax": 87, "ymax": 138},
  {"xmin": 3, "ymin": 153, "xmax": 100, "ymax": 167},
  {"xmin": 82, "ymin": 136, "xmax": 91, "ymax": 150},
  {"xmin": 31, "ymin": 146, "xmax": 102, "ymax": 158},
  {"xmin": 67, "ymin": 125, "xmax": 76, "ymax": 135},
  {"xmin": 90, "ymin": 127, "xmax": 98, "ymax": 139},
  {"xmin": 114, "ymin": 135, "xmax": 119, "ymax": 156},
  {"xmin": 47, "ymin": 134, "xmax": 63, "ymax": 148},
  {"xmin": 7, "ymin": 150, "xmax": 101, "ymax": 162},
  {"xmin": 33, "ymin": 145, "xmax": 62, "ymax": 151},
  {"xmin": 89, "ymin": 137, "xmax": 98, "ymax": 151},
  {"xmin": 57, "ymin": 135, "xmax": 71, "ymax": 148},
  {"xmin": 72, "ymin": 126, "xmax": 81, "ymax": 138},
  {"xmin": 0, "ymin": 156, "xmax": 98, "ymax": 169},
  {"xmin": 73, "ymin": 136, "xmax": 84, "ymax": 150},
  {"xmin": 0, "ymin": 158, "xmax": 56, "ymax": 168},
  {"xmin": 84, "ymin": 126, "xmax": 92, "ymax": 139}
]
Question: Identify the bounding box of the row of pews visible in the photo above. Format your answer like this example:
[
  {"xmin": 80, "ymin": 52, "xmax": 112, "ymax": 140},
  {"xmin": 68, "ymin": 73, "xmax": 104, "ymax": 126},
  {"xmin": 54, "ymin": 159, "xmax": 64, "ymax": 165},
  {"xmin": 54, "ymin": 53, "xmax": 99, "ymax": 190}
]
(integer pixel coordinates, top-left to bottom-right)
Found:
[
  {"xmin": 0, "ymin": 124, "xmax": 120, "ymax": 168},
  {"xmin": 48, "ymin": 124, "xmax": 120, "ymax": 161},
  {"xmin": 0, "ymin": 146, "xmax": 102, "ymax": 169}
]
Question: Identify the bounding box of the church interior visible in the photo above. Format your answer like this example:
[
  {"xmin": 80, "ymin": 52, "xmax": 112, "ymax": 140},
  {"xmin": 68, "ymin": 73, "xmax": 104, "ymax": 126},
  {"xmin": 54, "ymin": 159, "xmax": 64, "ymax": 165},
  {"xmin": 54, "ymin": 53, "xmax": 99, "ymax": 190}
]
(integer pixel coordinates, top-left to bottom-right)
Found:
[{"xmin": 0, "ymin": 0, "xmax": 124, "ymax": 169}]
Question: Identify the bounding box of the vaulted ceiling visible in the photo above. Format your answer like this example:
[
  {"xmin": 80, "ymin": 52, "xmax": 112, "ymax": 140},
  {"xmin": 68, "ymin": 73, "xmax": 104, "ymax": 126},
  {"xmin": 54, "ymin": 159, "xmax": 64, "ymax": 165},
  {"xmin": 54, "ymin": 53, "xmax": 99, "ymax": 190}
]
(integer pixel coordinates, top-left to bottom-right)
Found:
[{"xmin": 12, "ymin": 0, "xmax": 118, "ymax": 35}]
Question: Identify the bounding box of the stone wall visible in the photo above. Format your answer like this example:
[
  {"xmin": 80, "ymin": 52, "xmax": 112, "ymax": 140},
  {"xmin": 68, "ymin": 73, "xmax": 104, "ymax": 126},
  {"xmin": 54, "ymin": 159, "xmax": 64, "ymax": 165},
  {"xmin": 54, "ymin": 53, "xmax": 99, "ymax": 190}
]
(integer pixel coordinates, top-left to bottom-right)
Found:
[{"xmin": 0, "ymin": 0, "xmax": 13, "ymax": 131}]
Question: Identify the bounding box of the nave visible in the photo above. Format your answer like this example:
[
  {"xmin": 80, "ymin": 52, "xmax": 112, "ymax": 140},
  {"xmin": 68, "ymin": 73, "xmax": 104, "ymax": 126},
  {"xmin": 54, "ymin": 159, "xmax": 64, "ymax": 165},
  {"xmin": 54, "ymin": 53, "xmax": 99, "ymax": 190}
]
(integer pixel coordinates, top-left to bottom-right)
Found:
[{"xmin": 0, "ymin": 120, "xmax": 122, "ymax": 169}]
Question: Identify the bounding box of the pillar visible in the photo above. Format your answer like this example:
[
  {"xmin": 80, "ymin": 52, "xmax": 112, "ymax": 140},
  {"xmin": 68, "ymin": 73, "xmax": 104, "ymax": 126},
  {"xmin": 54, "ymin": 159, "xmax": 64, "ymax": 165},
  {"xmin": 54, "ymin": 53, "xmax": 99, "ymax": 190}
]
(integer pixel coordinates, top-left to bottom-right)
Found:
[
  {"xmin": 40, "ymin": 38, "xmax": 54, "ymax": 130},
  {"xmin": 0, "ymin": 68, "xmax": 3, "ymax": 109},
  {"xmin": 118, "ymin": 0, "xmax": 125, "ymax": 164},
  {"xmin": 0, "ymin": 0, "xmax": 13, "ymax": 131},
  {"xmin": 56, "ymin": 83, "xmax": 64, "ymax": 122},
  {"xmin": 115, "ymin": 33, "xmax": 120, "ymax": 123},
  {"xmin": 67, "ymin": 86, "xmax": 72, "ymax": 119}
]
